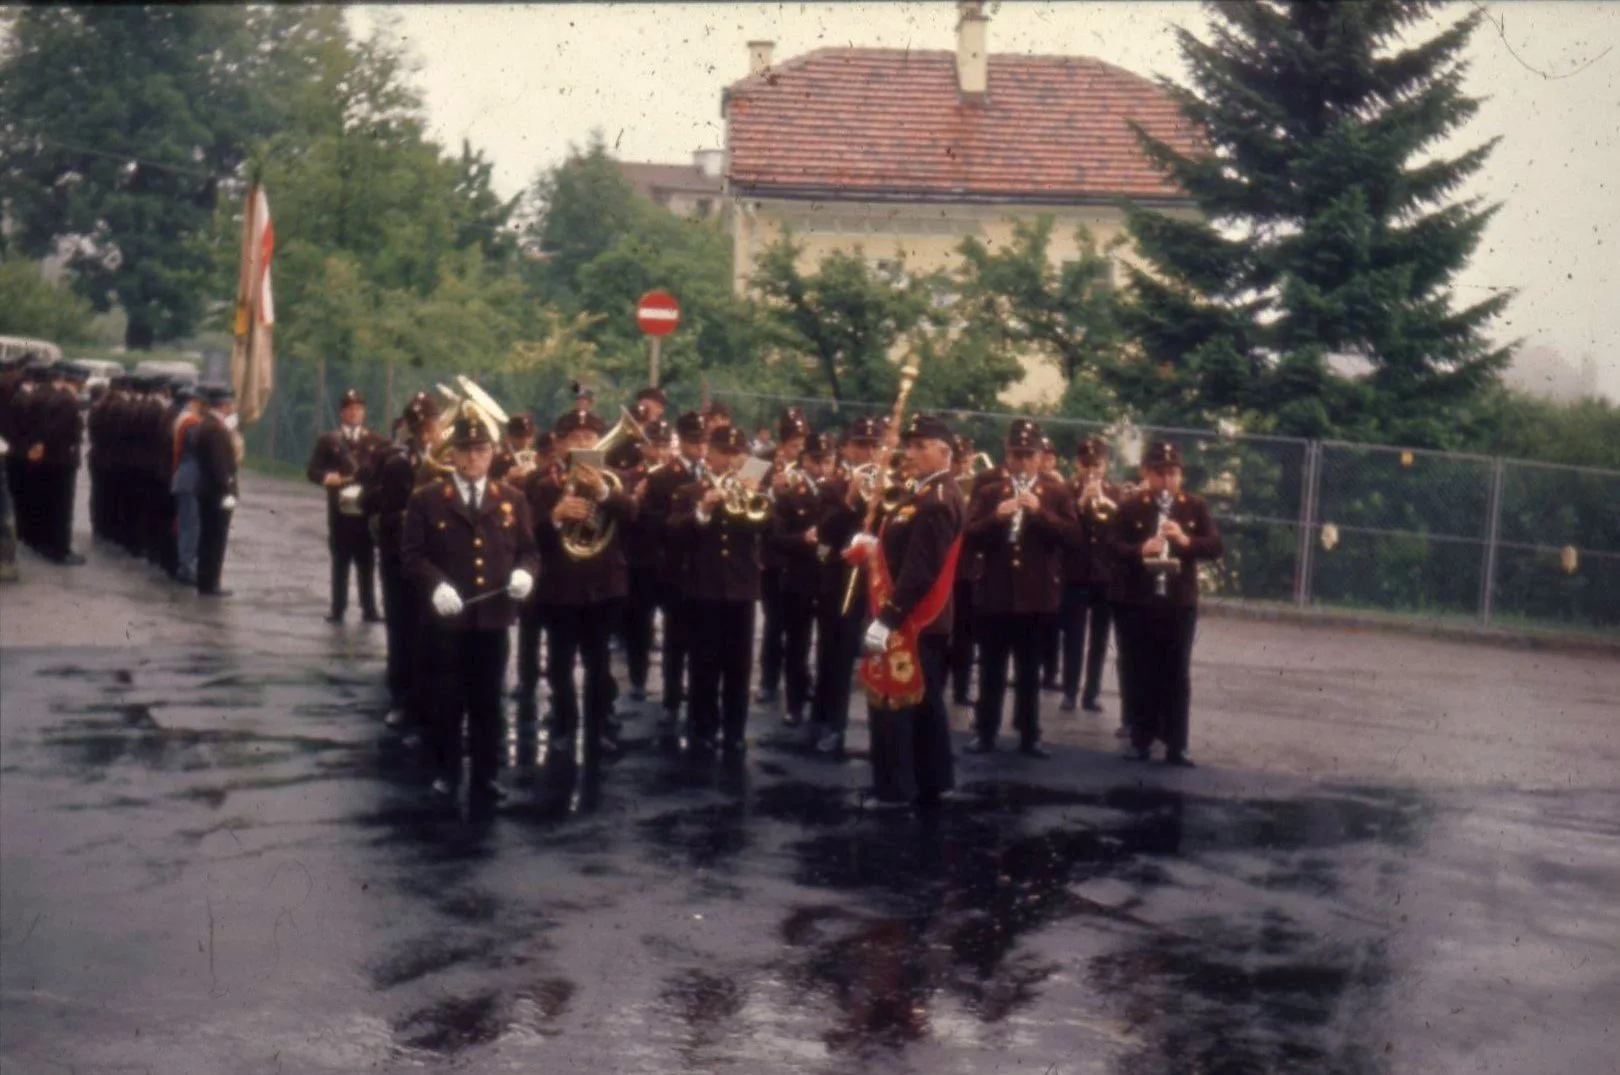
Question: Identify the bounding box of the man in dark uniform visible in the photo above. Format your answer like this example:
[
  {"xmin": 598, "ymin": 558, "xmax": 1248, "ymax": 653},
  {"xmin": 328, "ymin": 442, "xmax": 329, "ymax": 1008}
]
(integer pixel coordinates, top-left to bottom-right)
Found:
[
  {"xmin": 169, "ymin": 385, "xmax": 207, "ymax": 585},
  {"xmin": 619, "ymin": 417, "xmax": 673, "ymax": 703},
  {"xmin": 194, "ymin": 385, "xmax": 240, "ymax": 596},
  {"xmin": 1110, "ymin": 441, "xmax": 1223, "ymax": 766},
  {"xmin": 851, "ymin": 413, "xmax": 965, "ymax": 808},
  {"xmin": 634, "ymin": 386, "xmax": 668, "ymax": 424},
  {"xmin": 669, "ymin": 425, "xmax": 769, "ymax": 755},
  {"xmin": 307, "ymin": 388, "xmax": 386, "ymax": 623},
  {"xmin": 767, "ymin": 430, "xmax": 836, "ymax": 727},
  {"xmin": 1057, "ymin": 436, "xmax": 1120, "ymax": 714},
  {"xmin": 402, "ymin": 415, "xmax": 538, "ymax": 802},
  {"xmin": 643, "ymin": 410, "xmax": 708, "ymax": 729},
  {"xmin": 1039, "ymin": 436, "xmax": 1065, "ymax": 690},
  {"xmin": 363, "ymin": 394, "xmax": 442, "ymax": 727},
  {"xmin": 807, "ymin": 415, "xmax": 882, "ymax": 756},
  {"xmin": 528, "ymin": 409, "xmax": 635, "ymax": 754},
  {"xmin": 963, "ymin": 418, "xmax": 1080, "ymax": 758},
  {"xmin": 27, "ymin": 364, "xmax": 88, "ymax": 564},
  {"xmin": 756, "ymin": 407, "xmax": 809, "ymax": 706}
]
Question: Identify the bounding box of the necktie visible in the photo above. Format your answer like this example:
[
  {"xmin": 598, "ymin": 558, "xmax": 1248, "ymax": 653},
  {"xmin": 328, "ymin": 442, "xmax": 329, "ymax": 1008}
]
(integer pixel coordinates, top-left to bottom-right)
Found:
[{"xmin": 469, "ymin": 484, "xmax": 479, "ymax": 513}]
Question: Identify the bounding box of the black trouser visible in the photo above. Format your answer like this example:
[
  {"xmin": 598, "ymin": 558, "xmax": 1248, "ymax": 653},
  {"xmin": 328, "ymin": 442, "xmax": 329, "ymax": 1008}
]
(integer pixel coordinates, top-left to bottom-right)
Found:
[
  {"xmin": 947, "ymin": 577, "xmax": 976, "ymax": 701},
  {"xmin": 811, "ymin": 605, "xmax": 863, "ymax": 733},
  {"xmin": 517, "ymin": 602, "xmax": 546, "ymax": 698},
  {"xmin": 38, "ymin": 464, "xmax": 76, "ymax": 560},
  {"xmin": 1059, "ymin": 582, "xmax": 1113, "ymax": 703},
  {"xmin": 687, "ymin": 598, "xmax": 754, "ymax": 745},
  {"xmin": 974, "ymin": 611, "xmax": 1052, "ymax": 746},
  {"xmin": 622, "ymin": 564, "xmax": 659, "ymax": 691},
  {"xmin": 869, "ymin": 633, "xmax": 955, "ymax": 803},
  {"xmin": 758, "ymin": 567, "xmax": 783, "ymax": 694},
  {"xmin": 424, "ymin": 626, "xmax": 508, "ymax": 787},
  {"xmin": 378, "ymin": 552, "xmax": 417, "ymax": 710},
  {"xmin": 328, "ymin": 512, "xmax": 377, "ymax": 617},
  {"xmin": 1119, "ymin": 604, "xmax": 1198, "ymax": 754},
  {"xmin": 659, "ymin": 584, "xmax": 690, "ymax": 714},
  {"xmin": 546, "ymin": 600, "xmax": 620, "ymax": 743},
  {"xmin": 196, "ymin": 500, "xmax": 231, "ymax": 593},
  {"xmin": 779, "ymin": 589, "xmax": 817, "ymax": 716}
]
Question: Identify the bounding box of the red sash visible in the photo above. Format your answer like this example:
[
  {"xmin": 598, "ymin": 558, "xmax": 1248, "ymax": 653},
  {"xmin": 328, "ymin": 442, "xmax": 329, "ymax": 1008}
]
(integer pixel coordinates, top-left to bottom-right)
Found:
[{"xmin": 857, "ymin": 516, "xmax": 962, "ymax": 711}]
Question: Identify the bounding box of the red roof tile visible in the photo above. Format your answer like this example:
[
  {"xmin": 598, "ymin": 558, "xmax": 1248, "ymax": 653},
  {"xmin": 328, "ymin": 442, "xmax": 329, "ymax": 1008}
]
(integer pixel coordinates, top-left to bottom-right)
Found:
[{"xmin": 724, "ymin": 48, "xmax": 1196, "ymax": 203}]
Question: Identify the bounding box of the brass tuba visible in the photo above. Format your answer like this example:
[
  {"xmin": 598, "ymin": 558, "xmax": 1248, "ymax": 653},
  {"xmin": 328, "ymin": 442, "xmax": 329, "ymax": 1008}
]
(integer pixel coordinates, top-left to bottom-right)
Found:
[
  {"xmin": 558, "ymin": 405, "xmax": 647, "ymax": 560},
  {"xmin": 429, "ymin": 376, "xmax": 509, "ymax": 472}
]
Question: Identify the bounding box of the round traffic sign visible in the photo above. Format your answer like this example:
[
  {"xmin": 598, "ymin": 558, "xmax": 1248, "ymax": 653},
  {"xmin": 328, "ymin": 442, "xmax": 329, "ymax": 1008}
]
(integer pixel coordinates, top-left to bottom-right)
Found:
[{"xmin": 635, "ymin": 290, "xmax": 681, "ymax": 337}]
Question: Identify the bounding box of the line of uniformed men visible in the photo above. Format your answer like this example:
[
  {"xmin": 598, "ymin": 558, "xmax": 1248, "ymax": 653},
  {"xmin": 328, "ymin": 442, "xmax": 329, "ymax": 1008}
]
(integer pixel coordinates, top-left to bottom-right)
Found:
[{"xmin": 342, "ymin": 384, "xmax": 1224, "ymax": 801}]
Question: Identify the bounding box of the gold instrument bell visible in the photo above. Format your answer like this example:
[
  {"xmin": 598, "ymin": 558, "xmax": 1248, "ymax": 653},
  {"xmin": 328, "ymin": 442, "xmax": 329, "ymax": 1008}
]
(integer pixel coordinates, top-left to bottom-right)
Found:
[{"xmin": 558, "ymin": 405, "xmax": 647, "ymax": 561}]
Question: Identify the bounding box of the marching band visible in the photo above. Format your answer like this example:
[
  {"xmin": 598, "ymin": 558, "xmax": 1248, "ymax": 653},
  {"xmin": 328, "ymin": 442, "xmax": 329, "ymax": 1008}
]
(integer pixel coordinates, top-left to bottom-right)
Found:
[{"xmin": 0, "ymin": 353, "xmax": 1224, "ymax": 807}]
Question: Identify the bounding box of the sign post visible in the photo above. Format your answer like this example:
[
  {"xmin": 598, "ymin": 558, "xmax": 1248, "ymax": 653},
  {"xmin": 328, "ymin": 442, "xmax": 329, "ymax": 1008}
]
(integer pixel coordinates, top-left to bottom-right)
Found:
[{"xmin": 635, "ymin": 290, "xmax": 680, "ymax": 387}]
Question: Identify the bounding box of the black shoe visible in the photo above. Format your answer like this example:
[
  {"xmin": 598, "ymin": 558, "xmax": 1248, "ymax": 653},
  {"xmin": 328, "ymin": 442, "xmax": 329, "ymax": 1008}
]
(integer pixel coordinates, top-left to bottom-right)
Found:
[
  {"xmin": 690, "ymin": 735, "xmax": 717, "ymax": 755},
  {"xmin": 1122, "ymin": 745, "xmax": 1150, "ymax": 762},
  {"xmin": 1058, "ymin": 695, "xmax": 1077, "ymax": 713},
  {"xmin": 56, "ymin": 552, "xmax": 87, "ymax": 566},
  {"xmin": 963, "ymin": 737, "xmax": 996, "ymax": 755},
  {"xmin": 1164, "ymin": 751, "xmax": 1196, "ymax": 768},
  {"xmin": 1082, "ymin": 698, "xmax": 1104, "ymax": 714},
  {"xmin": 721, "ymin": 736, "xmax": 746, "ymax": 756},
  {"xmin": 430, "ymin": 777, "xmax": 456, "ymax": 798},
  {"xmin": 816, "ymin": 731, "xmax": 845, "ymax": 757},
  {"xmin": 361, "ymin": 611, "xmax": 383, "ymax": 624},
  {"xmin": 1019, "ymin": 741, "xmax": 1051, "ymax": 759},
  {"xmin": 199, "ymin": 588, "xmax": 232, "ymax": 598},
  {"xmin": 324, "ymin": 612, "xmax": 344, "ymax": 624},
  {"xmin": 628, "ymin": 686, "xmax": 647, "ymax": 703},
  {"xmin": 384, "ymin": 708, "xmax": 407, "ymax": 729}
]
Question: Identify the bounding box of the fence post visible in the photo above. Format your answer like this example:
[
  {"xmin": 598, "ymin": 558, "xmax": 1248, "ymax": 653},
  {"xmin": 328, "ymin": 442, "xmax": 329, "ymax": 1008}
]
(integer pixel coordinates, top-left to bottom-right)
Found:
[
  {"xmin": 1295, "ymin": 440, "xmax": 1321, "ymax": 609},
  {"xmin": 1480, "ymin": 457, "xmax": 1505, "ymax": 625}
]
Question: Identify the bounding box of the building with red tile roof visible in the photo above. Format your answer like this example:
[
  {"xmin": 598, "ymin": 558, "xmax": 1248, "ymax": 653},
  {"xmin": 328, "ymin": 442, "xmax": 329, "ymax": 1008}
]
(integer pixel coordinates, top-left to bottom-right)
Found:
[{"xmin": 720, "ymin": 3, "xmax": 1200, "ymax": 403}]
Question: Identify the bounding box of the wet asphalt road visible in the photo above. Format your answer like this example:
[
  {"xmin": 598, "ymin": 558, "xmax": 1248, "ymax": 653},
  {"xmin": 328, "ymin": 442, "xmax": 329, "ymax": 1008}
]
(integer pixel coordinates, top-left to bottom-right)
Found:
[{"xmin": 2, "ymin": 472, "xmax": 1617, "ymax": 1074}]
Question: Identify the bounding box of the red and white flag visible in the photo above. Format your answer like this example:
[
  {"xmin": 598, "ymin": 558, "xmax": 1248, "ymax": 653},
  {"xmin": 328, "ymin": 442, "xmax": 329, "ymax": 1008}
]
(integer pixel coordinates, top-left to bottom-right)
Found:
[{"xmin": 230, "ymin": 183, "xmax": 275, "ymax": 425}]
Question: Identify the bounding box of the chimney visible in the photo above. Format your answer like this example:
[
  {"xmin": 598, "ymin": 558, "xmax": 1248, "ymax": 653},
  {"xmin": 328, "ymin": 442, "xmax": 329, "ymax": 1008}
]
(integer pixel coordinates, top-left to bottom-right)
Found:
[
  {"xmin": 956, "ymin": 2, "xmax": 988, "ymax": 102},
  {"xmin": 747, "ymin": 40, "xmax": 775, "ymax": 77}
]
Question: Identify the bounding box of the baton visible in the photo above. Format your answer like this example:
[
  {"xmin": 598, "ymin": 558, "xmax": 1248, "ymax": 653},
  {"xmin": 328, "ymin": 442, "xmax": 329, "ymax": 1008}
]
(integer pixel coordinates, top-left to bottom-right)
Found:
[{"xmin": 461, "ymin": 587, "xmax": 508, "ymax": 608}]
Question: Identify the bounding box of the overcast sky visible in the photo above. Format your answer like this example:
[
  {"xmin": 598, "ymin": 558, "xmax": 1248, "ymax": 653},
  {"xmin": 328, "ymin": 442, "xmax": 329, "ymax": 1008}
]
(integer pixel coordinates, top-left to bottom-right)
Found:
[{"xmin": 350, "ymin": 2, "xmax": 1619, "ymax": 399}]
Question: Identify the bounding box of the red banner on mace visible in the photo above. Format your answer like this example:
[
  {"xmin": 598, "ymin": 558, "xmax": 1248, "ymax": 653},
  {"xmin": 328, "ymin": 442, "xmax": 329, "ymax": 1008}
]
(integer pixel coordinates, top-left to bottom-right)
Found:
[{"xmin": 857, "ymin": 521, "xmax": 962, "ymax": 711}]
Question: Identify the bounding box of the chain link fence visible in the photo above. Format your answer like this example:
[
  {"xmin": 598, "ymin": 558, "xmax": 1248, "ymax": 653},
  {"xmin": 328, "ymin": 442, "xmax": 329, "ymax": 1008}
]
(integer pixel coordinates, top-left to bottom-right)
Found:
[{"xmin": 242, "ymin": 373, "xmax": 1619, "ymax": 636}]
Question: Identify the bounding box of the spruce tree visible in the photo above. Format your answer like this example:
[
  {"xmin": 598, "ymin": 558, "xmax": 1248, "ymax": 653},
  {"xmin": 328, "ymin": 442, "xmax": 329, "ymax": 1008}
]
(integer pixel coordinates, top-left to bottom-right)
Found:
[{"xmin": 1122, "ymin": 1, "xmax": 1512, "ymax": 446}]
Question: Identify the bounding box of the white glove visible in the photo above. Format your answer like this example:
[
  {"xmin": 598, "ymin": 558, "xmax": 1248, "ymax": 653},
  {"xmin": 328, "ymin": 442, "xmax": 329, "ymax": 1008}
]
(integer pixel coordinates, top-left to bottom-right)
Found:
[
  {"xmin": 507, "ymin": 568, "xmax": 534, "ymax": 600},
  {"xmin": 847, "ymin": 533, "xmax": 878, "ymax": 554},
  {"xmin": 861, "ymin": 620, "xmax": 892, "ymax": 656},
  {"xmin": 431, "ymin": 582, "xmax": 464, "ymax": 618},
  {"xmin": 221, "ymin": 495, "xmax": 238, "ymax": 512}
]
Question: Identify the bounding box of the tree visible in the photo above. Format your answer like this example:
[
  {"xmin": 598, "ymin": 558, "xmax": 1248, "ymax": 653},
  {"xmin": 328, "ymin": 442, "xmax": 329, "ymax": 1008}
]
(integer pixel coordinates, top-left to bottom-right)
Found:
[
  {"xmin": 956, "ymin": 217, "xmax": 1128, "ymax": 386},
  {"xmin": 0, "ymin": 258, "xmax": 96, "ymax": 345},
  {"xmin": 1124, "ymin": 1, "xmax": 1512, "ymax": 445},
  {"xmin": 750, "ymin": 238, "xmax": 939, "ymax": 403},
  {"xmin": 0, "ymin": 7, "xmax": 267, "ymax": 348}
]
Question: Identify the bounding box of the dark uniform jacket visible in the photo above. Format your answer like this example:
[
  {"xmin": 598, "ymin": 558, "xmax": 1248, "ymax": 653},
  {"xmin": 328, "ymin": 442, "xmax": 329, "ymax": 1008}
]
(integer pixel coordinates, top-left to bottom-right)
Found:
[
  {"xmin": 641, "ymin": 454, "xmax": 703, "ymax": 587},
  {"xmin": 669, "ymin": 477, "xmax": 770, "ymax": 603},
  {"xmin": 524, "ymin": 465, "xmax": 636, "ymax": 606},
  {"xmin": 813, "ymin": 474, "xmax": 868, "ymax": 610},
  {"xmin": 35, "ymin": 387, "xmax": 84, "ymax": 469},
  {"xmin": 363, "ymin": 441, "xmax": 430, "ymax": 558},
  {"xmin": 768, "ymin": 474, "xmax": 839, "ymax": 600},
  {"xmin": 307, "ymin": 427, "xmax": 386, "ymax": 513},
  {"xmin": 402, "ymin": 476, "xmax": 539, "ymax": 631},
  {"xmin": 872, "ymin": 470, "xmax": 966, "ymax": 636},
  {"xmin": 1108, "ymin": 489, "xmax": 1223, "ymax": 607},
  {"xmin": 964, "ymin": 470, "xmax": 1080, "ymax": 616},
  {"xmin": 1063, "ymin": 478, "xmax": 1123, "ymax": 586},
  {"xmin": 195, "ymin": 413, "xmax": 239, "ymax": 505},
  {"xmin": 618, "ymin": 462, "xmax": 658, "ymax": 570}
]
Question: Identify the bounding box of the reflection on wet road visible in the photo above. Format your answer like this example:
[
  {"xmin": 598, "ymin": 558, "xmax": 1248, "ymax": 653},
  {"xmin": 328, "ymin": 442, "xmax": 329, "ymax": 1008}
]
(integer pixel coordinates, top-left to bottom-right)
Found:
[{"xmin": 4, "ymin": 641, "xmax": 1616, "ymax": 1074}]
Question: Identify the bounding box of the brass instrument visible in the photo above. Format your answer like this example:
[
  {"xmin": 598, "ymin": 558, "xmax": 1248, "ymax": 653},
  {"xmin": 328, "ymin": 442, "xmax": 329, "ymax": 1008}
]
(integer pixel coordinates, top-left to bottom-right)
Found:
[
  {"xmin": 1077, "ymin": 473, "xmax": 1117, "ymax": 524},
  {"xmin": 558, "ymin": 405, "xmax": 647, "ymax": 560},
  {"xmin": 968, "ymin": 452, "xmax": 995, "ymax": 478},
  {"xmin": 1146, "ymin": 489, "xmax": 1183, "ymax": 597},
  {"xmin": 1008, "ymin": 474, "xmax": 1035, "ymax": 542},
  {"xmin": 430, "ymin": 376, "xmax": 509, "ymax": 471},
  {"xmin": 717, "ymin": 470, "xmax": 772, "ymax": 521},
  {"xmin": 510, "ymin": 448, "xmax": 539, "ymax": 477}
]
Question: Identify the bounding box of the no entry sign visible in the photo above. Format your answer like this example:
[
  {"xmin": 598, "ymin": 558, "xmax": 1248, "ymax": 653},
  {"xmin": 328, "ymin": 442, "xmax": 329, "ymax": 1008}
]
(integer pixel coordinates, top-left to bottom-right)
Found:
[{"xmin": 636, "ymin": 290, "xmax": 681, "ymax": 337}]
